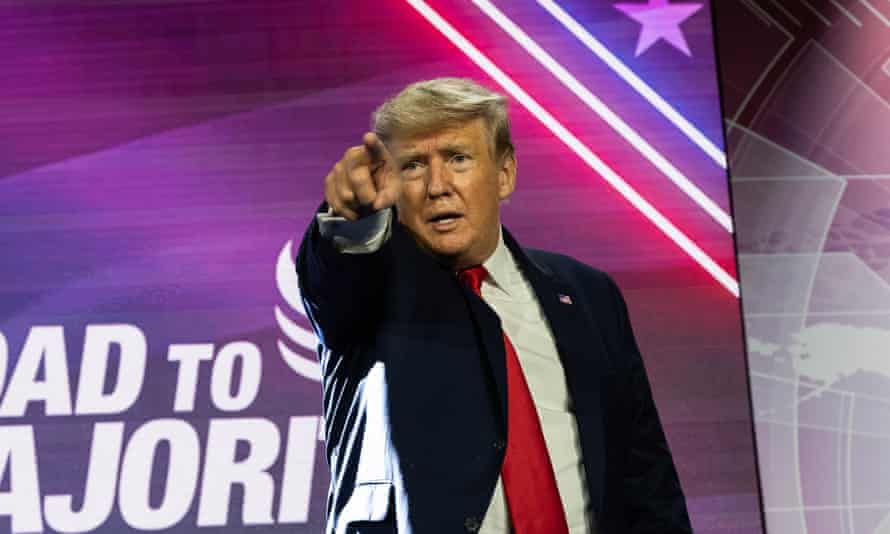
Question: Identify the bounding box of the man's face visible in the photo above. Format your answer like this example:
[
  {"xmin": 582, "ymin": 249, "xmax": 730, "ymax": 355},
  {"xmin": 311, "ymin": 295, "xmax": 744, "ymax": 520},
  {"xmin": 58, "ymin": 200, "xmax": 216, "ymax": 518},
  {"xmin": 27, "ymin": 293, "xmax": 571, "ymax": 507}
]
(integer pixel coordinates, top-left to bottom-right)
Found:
[{"xmin": 389, "ymin": 118, "xmax": 516, "ymax": 270}]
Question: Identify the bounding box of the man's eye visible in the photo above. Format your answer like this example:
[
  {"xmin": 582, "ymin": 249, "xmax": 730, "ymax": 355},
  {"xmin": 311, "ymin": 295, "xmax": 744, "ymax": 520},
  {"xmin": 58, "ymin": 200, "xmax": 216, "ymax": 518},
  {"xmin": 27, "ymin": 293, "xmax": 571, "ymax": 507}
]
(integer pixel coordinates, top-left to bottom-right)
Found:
[
  {"xmin": 400, "ymin": 161, "xmax": 425, "ymax": 180},
  {"xmin": 450, "ymin": 154, "xmax": 472, "ymax": 167}
]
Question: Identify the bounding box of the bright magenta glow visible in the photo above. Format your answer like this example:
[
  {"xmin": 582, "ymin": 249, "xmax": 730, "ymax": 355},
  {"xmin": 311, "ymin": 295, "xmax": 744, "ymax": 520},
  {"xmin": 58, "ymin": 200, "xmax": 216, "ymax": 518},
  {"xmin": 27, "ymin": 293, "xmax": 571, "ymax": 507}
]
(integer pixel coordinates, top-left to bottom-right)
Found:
[{"xmin": 404, "ymin": 0, "xmax": 739, "ymax": 297}]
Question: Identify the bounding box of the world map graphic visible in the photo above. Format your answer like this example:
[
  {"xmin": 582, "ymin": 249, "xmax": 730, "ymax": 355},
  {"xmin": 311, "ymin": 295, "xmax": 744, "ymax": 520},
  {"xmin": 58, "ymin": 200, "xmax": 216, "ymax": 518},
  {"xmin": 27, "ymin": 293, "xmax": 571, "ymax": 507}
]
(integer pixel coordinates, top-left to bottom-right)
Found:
[{"xmin": 722, "ymin": 0, "xmax": 890, "ymax": 529}]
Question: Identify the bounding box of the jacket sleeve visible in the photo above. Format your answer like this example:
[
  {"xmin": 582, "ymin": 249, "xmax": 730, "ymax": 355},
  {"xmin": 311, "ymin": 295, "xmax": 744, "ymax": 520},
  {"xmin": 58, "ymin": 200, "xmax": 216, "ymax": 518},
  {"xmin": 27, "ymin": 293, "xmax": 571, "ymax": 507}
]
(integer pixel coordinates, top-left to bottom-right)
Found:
[
  {"xmin": 295, "ymin": 204, "xmax": 393, "ymax": 353},
  {"xmin": 607, "ymin": 277, "xmax": 694, "ymax": 534}
]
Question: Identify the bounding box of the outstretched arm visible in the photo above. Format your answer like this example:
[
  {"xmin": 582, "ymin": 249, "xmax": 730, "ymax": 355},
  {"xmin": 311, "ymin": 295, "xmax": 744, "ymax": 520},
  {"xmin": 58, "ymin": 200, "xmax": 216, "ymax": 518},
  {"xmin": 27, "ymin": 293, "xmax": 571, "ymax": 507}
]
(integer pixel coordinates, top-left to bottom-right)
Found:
[{"xmin": 295, "ymin": 133, "xmax": 401, "ymax": 352}]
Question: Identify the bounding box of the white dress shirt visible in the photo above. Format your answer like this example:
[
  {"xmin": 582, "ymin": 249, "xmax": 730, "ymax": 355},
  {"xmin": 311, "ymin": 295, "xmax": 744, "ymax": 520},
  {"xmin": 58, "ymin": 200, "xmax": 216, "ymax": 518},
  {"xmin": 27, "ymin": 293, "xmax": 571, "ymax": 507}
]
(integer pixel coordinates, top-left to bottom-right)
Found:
[{"xmin": 317, "ymin": 208, "xmax": 594, "ymax": 533}]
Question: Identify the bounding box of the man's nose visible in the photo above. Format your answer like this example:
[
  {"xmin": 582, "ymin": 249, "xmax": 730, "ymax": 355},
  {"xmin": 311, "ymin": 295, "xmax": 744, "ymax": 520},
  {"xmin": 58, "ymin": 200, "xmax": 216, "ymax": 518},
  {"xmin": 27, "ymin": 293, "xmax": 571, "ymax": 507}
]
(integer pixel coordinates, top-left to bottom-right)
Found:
[{"xmin": 427, "ymin": 159, "xmax": 453, "ymax": 198}]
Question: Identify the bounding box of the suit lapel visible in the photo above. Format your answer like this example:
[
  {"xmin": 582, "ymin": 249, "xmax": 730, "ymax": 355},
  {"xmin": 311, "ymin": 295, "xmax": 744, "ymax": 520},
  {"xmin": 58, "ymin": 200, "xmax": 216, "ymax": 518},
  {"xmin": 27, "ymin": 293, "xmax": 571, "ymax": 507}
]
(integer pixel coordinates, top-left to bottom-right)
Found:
[
  {"xmin": 502, "ymin": 228, "xmax": 609, "ymax": 517},
  {"xmin": 390, "ymin": 221, "xmax": 511, "ymax": 433},
  {"xmin": 461, "ymin": 287, "xmax": 509, "ymax": 431}
]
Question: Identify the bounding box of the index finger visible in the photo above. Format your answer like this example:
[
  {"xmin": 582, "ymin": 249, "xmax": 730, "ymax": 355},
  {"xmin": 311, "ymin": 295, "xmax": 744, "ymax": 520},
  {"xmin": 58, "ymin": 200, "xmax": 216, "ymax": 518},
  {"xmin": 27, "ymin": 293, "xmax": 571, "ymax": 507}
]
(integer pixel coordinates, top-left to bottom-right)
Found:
[{"xmin": 362, "ymin": 132, "xmax": 392, "ymax": 165}]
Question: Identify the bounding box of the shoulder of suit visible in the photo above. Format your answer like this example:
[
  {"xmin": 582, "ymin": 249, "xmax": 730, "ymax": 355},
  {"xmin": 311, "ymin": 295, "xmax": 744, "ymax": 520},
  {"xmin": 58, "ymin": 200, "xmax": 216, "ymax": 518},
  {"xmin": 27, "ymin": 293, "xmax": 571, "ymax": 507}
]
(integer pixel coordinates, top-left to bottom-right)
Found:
[
  {"xmin": 524, "ymin": 247, "xmax": 635, "ymax": 362},
  {"xmin": 524, "ymin": 247, "xmax": 629, "ymax": 310},
  {"xmin": 524, "ymin": 247, "xmax": 614, "ymax": 287}
]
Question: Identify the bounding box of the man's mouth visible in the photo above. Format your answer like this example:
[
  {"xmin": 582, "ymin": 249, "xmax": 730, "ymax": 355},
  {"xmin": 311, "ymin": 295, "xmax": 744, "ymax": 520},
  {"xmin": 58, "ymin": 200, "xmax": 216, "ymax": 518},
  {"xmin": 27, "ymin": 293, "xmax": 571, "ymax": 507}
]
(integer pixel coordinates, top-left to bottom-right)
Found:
[{"xmin": 428, "ymin": 212, "xmax": 463, "ymax": 230}]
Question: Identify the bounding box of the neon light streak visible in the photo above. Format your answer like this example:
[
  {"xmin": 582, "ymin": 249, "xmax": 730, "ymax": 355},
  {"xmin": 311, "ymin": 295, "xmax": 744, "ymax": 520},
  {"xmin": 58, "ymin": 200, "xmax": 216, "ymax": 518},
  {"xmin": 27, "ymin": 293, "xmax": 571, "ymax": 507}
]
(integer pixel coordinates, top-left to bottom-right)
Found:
[
  {"xmin": 473, "ymin": 0, "xmax": 733, "ymax": 233},
  {"xmin": 538, "ymin": 0, "xmax": 727, "ymax": 168},
  {"xmin": 404, "ymin": 0, "xmax": 739, "ymax": 297}
]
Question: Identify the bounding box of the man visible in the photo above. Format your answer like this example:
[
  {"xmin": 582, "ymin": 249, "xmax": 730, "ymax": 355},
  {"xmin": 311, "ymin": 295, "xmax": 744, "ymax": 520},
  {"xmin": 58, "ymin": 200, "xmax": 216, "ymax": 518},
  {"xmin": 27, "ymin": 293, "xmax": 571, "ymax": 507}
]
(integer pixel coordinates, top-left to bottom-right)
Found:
[{"xmin": 296, "ymin": 78, "xmax": 692, "ymax": 534}]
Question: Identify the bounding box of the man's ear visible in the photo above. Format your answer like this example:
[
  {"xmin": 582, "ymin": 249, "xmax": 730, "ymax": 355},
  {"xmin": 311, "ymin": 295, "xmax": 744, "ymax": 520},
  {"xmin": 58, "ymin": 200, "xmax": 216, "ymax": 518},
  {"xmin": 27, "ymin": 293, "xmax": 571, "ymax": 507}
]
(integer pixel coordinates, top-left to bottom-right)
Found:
[{"xmin": 497, "ymin": 153, "xmax": 517, "ymax": 201}]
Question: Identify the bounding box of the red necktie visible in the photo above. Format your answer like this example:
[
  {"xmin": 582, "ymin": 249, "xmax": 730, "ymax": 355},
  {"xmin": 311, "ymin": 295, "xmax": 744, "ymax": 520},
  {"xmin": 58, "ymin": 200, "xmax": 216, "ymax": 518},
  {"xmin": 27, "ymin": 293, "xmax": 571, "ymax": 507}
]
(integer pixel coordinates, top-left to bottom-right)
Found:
[{"xmin": 458, "ymin": 266, "xmax": 569, "ymax": 534}]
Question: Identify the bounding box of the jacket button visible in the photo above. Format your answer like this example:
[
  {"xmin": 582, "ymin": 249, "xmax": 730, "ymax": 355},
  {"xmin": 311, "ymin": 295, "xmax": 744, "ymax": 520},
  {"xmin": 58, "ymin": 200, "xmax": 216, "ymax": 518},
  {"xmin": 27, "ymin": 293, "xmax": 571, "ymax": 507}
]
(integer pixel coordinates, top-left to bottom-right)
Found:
[
  {"xmin": 465, "ymin": 516, "xmax": 482, "ymax": 532},
  {"xmin": 493, "ymin": 439, "xmax": 506, "ymax": 451}
]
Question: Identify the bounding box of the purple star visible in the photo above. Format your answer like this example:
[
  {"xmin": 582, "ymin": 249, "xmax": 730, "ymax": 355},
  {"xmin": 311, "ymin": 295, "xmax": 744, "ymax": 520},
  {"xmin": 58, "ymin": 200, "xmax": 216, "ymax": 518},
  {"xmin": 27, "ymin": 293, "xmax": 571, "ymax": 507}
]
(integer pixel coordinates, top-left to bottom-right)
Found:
[{"xmin": 614, "ymin": 0, "xmax": 703, "ymax": 57}]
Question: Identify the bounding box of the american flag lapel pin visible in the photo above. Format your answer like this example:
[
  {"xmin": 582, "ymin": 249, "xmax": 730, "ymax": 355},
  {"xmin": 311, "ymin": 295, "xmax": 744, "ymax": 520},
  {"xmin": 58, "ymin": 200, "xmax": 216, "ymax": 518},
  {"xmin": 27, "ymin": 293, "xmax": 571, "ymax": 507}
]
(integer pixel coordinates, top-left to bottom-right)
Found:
[{"xmin": 558, "ymin": 294, "xmax": 573, "ymax": 305}]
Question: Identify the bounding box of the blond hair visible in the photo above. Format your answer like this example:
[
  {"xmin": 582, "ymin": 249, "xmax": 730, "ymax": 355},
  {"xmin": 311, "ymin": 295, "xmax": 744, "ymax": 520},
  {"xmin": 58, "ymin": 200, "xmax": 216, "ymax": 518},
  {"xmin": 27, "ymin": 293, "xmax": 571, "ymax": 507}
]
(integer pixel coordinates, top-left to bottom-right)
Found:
[{"xmin": 372, "ymin": 77, "xmax": 514, "ymax": 161}]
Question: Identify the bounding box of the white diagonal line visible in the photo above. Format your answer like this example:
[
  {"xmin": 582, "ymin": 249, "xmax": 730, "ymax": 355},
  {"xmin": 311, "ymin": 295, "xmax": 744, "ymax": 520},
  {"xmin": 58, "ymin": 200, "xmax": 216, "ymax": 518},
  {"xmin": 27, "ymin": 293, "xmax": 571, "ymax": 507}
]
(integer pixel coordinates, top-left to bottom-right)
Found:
[
  {"xmin": 801, "ymin": 0, "xmax": 833, "ymax": 25},
  {"xmin": 537, "ymin": 0, "xmax": 728, "ymax": 168},
  {"xmin": 767, "ymin": 0, "xmax": 803, "ymax": 26},
  {"xmin": 829, "ymin": 0, "xmax": 863, "ymax": 26},
  {"xmin": 859, "ymin": 0, "xmax": 890, "ymax": 26},
  {"xmin": 473, "ymin": 0, "xmax": 734, "ymax": 233},
  {"xmin": 404, "ymin": 0, "xmax": 739, "ymax": 296}
]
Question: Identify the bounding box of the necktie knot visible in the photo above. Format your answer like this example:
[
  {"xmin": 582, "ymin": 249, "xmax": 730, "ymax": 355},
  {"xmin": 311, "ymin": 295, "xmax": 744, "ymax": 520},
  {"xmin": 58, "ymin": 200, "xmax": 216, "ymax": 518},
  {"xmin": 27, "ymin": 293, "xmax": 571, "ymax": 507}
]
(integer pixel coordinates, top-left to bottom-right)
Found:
[{"xmin": 458, "ymin": 266, "xmax": 487, "ymax": 296}]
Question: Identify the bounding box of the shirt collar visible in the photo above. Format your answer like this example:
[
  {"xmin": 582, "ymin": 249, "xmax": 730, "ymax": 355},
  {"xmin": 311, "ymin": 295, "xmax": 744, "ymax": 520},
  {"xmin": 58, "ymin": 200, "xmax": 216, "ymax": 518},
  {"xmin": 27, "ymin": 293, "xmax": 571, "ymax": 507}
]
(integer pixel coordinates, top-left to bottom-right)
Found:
[{"xmin": 481, "ymin": 226, "xmax": 523, "ymax": 295}]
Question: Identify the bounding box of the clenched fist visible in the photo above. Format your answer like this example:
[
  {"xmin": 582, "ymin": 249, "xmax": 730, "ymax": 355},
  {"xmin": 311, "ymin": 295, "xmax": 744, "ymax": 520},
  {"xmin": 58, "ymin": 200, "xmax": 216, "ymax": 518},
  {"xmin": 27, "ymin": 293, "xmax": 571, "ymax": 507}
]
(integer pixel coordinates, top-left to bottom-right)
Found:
[{"xmin": 324, "ymin": 132, "xmax": 401, "ymax": 220}]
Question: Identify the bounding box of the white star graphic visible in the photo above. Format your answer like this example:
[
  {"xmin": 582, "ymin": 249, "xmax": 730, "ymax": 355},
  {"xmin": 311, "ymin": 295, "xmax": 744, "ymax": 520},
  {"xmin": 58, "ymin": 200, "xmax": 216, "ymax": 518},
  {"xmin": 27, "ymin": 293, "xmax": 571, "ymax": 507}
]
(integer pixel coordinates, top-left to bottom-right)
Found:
[{"xmin": 614, "ymin": 0, "xmax": 703, "ymax": 57}]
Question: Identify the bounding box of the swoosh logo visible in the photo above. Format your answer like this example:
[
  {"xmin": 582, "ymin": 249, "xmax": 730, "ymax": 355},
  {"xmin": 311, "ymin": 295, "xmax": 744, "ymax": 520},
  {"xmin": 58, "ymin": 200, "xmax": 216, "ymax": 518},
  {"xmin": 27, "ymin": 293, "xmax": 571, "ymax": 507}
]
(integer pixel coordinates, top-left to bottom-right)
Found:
[{"xmin": 275, "ymin": 240, "xmax": 322, "ymax": 382}]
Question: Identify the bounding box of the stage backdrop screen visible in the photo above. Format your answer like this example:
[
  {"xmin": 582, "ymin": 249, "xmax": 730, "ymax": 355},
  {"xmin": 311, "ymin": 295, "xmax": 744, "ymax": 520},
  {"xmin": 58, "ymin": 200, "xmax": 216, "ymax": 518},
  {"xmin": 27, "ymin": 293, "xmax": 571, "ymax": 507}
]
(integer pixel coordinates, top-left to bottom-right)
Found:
[
  {"xmin": 713, "ymin": 0, "xmax": 890, "ymax": 533},
  {"xmin": 0, "ymin": 1, "xmax": 761, "ymax": 533}
]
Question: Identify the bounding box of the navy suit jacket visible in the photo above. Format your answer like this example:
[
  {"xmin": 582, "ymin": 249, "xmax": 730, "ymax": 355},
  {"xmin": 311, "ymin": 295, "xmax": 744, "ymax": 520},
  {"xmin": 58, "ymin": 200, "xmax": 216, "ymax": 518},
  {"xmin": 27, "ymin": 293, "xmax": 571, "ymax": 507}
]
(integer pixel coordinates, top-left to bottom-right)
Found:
[{"xmin": 296, "ymin": 213, "xmax": 692, "ymax": 534}]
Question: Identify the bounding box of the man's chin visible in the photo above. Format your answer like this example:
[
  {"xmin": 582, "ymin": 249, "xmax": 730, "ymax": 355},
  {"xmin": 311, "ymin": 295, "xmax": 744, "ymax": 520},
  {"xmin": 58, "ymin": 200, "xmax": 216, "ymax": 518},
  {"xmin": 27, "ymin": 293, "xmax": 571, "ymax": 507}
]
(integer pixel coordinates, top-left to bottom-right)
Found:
[
  {"xmin": 414, "ymin": 235, "xmax": 473, "ymax": 269},
  {"xmin": 428, "ymin": 245, "xmax": 471, "ymax": 268}
]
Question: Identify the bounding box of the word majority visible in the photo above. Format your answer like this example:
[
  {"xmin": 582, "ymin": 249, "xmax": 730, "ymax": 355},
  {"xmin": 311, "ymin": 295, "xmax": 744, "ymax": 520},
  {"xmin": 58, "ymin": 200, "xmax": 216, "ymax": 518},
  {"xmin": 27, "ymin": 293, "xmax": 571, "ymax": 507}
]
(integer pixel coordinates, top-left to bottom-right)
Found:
[{"xmin": 0, "ymin": 324, "xmax": 322, "ymax": 533}]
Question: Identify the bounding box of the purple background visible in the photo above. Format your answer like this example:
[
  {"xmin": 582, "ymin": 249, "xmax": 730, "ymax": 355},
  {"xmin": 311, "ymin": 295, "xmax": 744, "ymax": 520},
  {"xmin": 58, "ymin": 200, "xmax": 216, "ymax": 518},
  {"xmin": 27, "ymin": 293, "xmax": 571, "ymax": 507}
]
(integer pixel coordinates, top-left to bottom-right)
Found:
[{"xmin": 0, "ymin": 1, "xmax": 760, "ymax": 532}]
